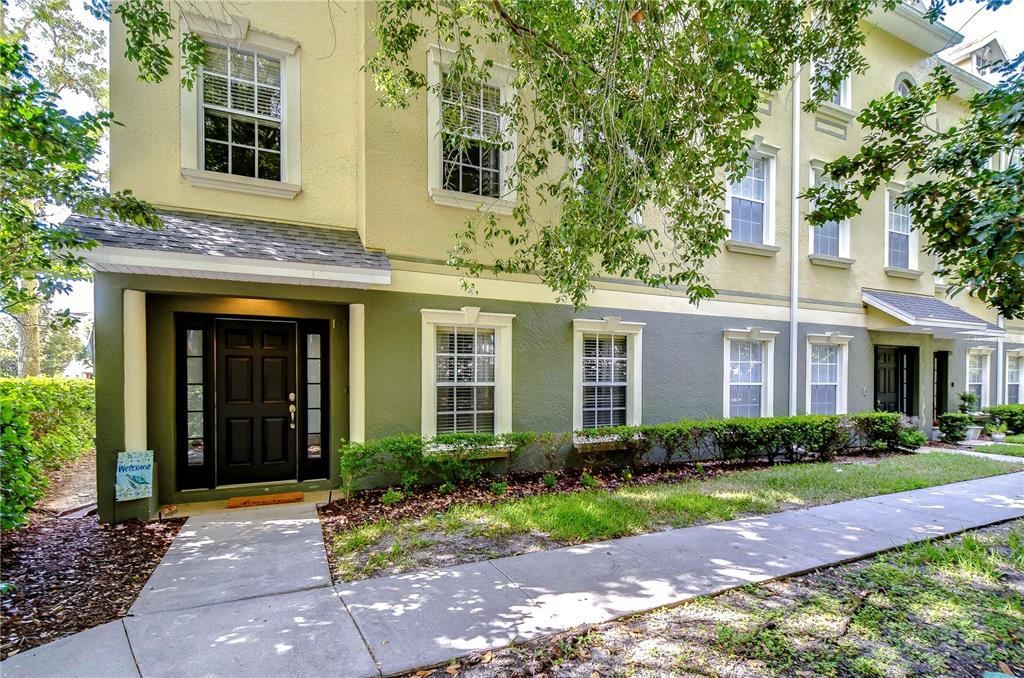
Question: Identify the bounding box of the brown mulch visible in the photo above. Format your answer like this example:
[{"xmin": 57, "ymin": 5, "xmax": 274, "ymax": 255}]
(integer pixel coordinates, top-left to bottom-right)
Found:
[
  {"xmin": 34, "ymin": 449, "xmax": 97, "ymax": 516},
  {"xmin": 318, "ymin": 453, "xmax": 897, "ymax": 578},
  {"xmin": 0, "ymin": 516, "xmax": 184, "ymax": 659}
]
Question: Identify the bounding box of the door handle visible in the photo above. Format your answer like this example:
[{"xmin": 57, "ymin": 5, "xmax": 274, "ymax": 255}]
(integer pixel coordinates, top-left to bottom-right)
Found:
[{"xmin": 289, "ymin": 403, "xmax": 296, "ymax": 429}]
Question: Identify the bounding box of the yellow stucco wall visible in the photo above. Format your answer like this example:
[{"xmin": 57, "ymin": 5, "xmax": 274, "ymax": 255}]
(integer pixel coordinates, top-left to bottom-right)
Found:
[{"xmin": 109, "ymin": 3, "xmax": 995, "ymax": 320}]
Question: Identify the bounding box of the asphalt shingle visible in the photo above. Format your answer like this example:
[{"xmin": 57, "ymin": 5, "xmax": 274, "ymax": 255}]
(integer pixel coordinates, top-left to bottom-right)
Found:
[
  {"xmin": 65, "ymin": 210, "xmax": 390, "ymax": 272},
  {"xmin": 863, "ymin": 289, "xmax": 988, "ymax": 325}
]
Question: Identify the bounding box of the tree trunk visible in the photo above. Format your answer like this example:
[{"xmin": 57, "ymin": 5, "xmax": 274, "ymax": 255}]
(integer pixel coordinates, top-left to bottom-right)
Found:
[{"xmin": 17, "ymin": 281, "xmax": 42, "ymax": 377}]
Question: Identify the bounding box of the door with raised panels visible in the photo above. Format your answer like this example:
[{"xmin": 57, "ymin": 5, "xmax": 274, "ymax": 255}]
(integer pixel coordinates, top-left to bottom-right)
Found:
[{"xmin": 215, "ymin": 319, "xmax": 298, "ymax": 485}]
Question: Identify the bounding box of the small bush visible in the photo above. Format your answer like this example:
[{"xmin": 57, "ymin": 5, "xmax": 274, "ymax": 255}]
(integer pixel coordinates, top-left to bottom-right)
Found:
[
  {"xmin": 848, "ymin": 412, "xmax": 915, "ymax": 451},
  {"xmin": 1, "ymin": 400, "xmax": 46, "ymax": 530},
  {"xmin": 984, "ymin": 404, "xmax": 1024, "ymax": 434},
  {"xmin": 489, "ymin": 481, "xmax": 508, "ymax": 496},
  {"xmin": 380, "ymin": 487, "xmax": 404, "ymax": 505},
  {"xmin": 938, "ymin": 413, "xmax": 972, "ymax": 444},
  {"xmin": 542, "ymin": 472, "xmax": 557, "ymax": 488},
  {"xmin": 580, "ymin": 471, "xmax": 600, "ymax": 488},
  {"xmin": 898, "ymin": 428, "xmax": 928, "ymax": 450}
]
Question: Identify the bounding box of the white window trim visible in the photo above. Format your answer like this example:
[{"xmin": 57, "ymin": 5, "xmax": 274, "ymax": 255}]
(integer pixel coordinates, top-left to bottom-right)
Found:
[
  {"xmin": 811, "ymin": 62, "xmax": 853, "ymax": 112},
  {"xmin": 426, "ymin": 44, "xmax": 518, "ymax": 214},
  {"xmin": 179, "ymin": 12, "xmax": 301, "ymax": 198},
  {"xmin": 572, "ymin": 317, "xmax": 644, "ymax": 430},
  {"xmin": 808, "ymin": 161, "xmax": 851, "ymax": 259},
  {"xmin": 1007, "ymin": 350, "xmax": 1024, "ymax": 404},
  {"xmin": 421, "ymin": 307, "xmax": 514, "ymax": 436},
  {"xmin": 966, "ymin": 347, "xmax": 993, "ymax": 408},
  {"xmin": 723, "ymin": 327, "xmax": 778, "ymax": 418},
  {"xmin": 883, "ymin": 184, "xmax": 918, "ymax": 271},
  {"xmin": 805, "ymin": 333, "xmax": 853, "ymax": 415},
  {"xmin": 726, "ymin": 140, "xmax": 778, "ymax": 247}
]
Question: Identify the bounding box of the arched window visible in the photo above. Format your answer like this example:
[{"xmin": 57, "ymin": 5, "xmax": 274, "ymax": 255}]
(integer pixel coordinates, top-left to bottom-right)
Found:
[{"xmin": 895, "ymin": 73, "xmax": 916, "ymax": 97}]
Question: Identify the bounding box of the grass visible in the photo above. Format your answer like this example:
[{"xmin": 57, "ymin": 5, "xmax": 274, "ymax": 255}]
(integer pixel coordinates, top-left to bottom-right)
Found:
[
  {"xmin": 1005, "ymin": 434, "xmax": 1024, "ymax": 444},
  {"xmin": 976, "ymin": 443, "xmax": 1024, "ymax": 458},
  {"xmin": 329, "ymin": 453, "xmax": 1021, "ymax": 580}
]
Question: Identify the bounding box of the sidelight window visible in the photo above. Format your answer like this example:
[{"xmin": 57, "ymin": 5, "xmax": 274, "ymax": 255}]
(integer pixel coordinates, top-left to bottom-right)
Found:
[
  {"xmin": 305, "ymin": 333, "xmax": 323, "ymax": 459},
  {"xmin": 185, "ymin": 328, "xmax": 205, "ymax": 466}
]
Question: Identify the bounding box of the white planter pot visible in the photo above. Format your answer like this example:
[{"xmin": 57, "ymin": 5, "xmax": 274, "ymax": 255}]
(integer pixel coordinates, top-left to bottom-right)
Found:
[
  {"xmin": 930, "ymin": 427, "xmax": 941, "ymax": 441},
  {"xmin": 966, "ymin": 425, "xmax": 983, "ymax": 441},
  {"xmin": 991, "ymin": 432, "xmax": 1006, "ymax": 442}
]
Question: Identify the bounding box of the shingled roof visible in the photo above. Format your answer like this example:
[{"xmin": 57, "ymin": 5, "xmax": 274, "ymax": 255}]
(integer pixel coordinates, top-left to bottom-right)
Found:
[
  {"xmin": 66, "ymin": 210, "xmax": 390, "ymax": 272},
  {"xmin": 862, "ymin": 289, "xmax": 1000, "ymax": 334}
]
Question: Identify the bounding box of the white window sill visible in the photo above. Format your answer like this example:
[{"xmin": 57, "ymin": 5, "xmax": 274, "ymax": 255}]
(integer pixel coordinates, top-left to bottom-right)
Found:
[
  {"xmin": 884, "ymin": 266, "xmax": 923, "ymax": 280},
  {"xmin": 808, "ymin": 253, "xmax": 855, "ymax": 269},
  {"xmin": 816, "ymin": 101, "xmax": 856, "ymax": 123},
  {"xmin": 429, "ymin": 187, "xmax": 516, "ymax": 215},
  {"xmin": 725, "ymin": 239, "xmax": 781, "ymax": 257},
  {"xmin": 181, "ymin": 168, "xmax": 301, "ymax": 199}
]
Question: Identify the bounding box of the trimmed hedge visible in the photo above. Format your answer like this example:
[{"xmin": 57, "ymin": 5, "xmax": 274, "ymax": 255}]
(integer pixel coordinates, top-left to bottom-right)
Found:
[
  {"xmin": 938, "ymin": 412, "xmax": 972, "ymax": 444},
  {"xmin": 0, "ymin": 378, "xmax": 96, "ymax": 529},
  {"xmin": 342, "ymin": 412, "xmax": 923, "ymax": 493},
  {"xmin": 984, "ymin": 404, "xmax": 1024, "ymax": 435}
]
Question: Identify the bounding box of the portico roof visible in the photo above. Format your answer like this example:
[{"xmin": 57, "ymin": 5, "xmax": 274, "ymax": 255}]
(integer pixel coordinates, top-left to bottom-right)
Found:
[
  {"xmin": 862, "ymin": 289, "xmax": 1003, "ymax": 337},
  {"xmin": 67, "ymin": 210, "xmax": 391, "ymax": 288}
]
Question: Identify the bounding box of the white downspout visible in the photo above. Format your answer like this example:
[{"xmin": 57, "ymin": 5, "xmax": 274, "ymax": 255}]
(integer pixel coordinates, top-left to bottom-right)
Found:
[
  {"xmin": 996, "ymin": 315, "xmax": 1005, "ymax": 405},
  {"xmin": 789, "ymin": 62, "xmax": 802, "ymax": 415}
]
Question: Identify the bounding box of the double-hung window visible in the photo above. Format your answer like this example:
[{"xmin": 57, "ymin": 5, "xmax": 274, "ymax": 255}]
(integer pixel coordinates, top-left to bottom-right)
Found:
[
  {"xmin": 1008, "ymin": 354, "xmax": 1022, "ymax": 404},
  {"xmin": 441, "ymin": 77, "xmax": 503, "ymax": 198},
  {"xmin": 724, "ymin": 329, "xmax": 777, "ymax": 418},
  {"xmin": 201, "ymin": 43, "xmax": 282, "ymax": 181},
  {"xmin": 967, "ymin": 350, "xmax": 990, "ymax": 407},
  {"xmin": 806, "ymin": 335, "xmax": 852, "ymax": 415},
  {"xmin": 886, "ymin": 190, "xmax": 912, "ymax": 269},
  {"xmin": 810, "ymin": 165, "xmax": 848, "ymax": 258},
  {"xmin": 729, "ymin": 155, "xmax": 769, "ymax": 244},
  {"xmin": 434, "ymin": 327, "xmax": 496, "ymax": 434},
  {"xmin": 421, "ymin": 308, "xmax": 513, "ymax": 436},
  {"xmin": 581, "ymin": 334, "xmax": 628, "ymax": 428},
  {"xmin": 814, "ymin": 63, "xmax": 852, "ymax": 109},
  {"xmin": 573, "ymin": 318, "xmax": 644, "ymax": 430}
]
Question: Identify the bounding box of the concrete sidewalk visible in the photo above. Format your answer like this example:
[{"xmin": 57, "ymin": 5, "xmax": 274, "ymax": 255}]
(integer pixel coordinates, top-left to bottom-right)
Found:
[
  {"xmin": 3, "ymin": 472, "xmax": 1023, "ymax": 677},
  {"xmin": 919, "ymin": 445, "xmax": 1024, "ymax": 464}
]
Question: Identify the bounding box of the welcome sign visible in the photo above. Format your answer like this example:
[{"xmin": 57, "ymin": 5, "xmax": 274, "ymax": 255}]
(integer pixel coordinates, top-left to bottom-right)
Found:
[{"xmin": 116, "ymin": 450, "xmax": 154, "ymax": 501}]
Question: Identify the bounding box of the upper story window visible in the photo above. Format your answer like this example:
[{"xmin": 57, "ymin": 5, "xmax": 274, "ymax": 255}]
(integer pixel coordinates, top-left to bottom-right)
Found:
[
  {"xmin": 178, "ymin": 14, "xmax": 300, "ymax": 198},
  {"xmin": 573, "ymin": 318, "xmax": 644, "ymax": 430},
  {"xmin": 885, "ymin": 189, "xmax": 915, "ymax": 270},
  {"xmin": 895, "ymin": 76, "xmax": 915, "ymax": 98},
  {"xmin": 426, "ymin": 45, "xmax": 516, "ymax": 212},
  {"xmin": 809, "ymin": 164, "xmax": 850, "ymax": 259},
  {"xmin": 441, "ymin": 78, "xmax": 502, "ymax": 198},
  {"xmin": 728, "ymin": 154, "xmax": 772, "ymax": 244},
  {"xmin": 201, "ymin": 44, "xmax": 282, "ymax": 181},
  {"xmin": 814, "ymin": 63, "xmax": 852, "ymax": 109}
]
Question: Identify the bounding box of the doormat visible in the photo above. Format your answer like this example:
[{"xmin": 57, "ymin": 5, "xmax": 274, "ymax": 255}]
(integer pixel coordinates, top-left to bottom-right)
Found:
[{"xmin": 225, "ymin": 492, "xmax": 304, "ymax": 509}]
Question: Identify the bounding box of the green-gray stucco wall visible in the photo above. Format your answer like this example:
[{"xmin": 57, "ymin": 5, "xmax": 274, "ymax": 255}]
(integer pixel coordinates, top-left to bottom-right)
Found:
[{"xmin": 92, "ymin": 271, "xmax": 1010, "ymax": 521}]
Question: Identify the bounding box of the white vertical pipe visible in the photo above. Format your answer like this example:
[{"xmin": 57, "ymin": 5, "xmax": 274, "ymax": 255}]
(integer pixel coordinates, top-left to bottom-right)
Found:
[
  {"xmin": 123, "ymin": 290, "xmax": 147, "ymax": 450},
  {"xmin": 789, "ymin": 62, "xmax": 802, "ymax": 415},
  {"xmin": 996, "ymin": 315, "xmax": 1005, "ymax": 405},
  {"xmin": 348, "ymin": 303, "xmax": 366, "ymax": 442}
]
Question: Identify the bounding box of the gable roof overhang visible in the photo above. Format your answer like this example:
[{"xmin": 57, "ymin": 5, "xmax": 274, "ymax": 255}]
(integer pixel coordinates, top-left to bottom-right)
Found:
[
  {"xmin": 866, "ymin": 3, "xmax": 962, "ymax": 54},
  {"xmin": 862, "ymin": 289, "xmax": 1004, "ymax": 338},
  {"xmin": 67, "ymin": 210, "xmax": 391, "ymax": 289}
]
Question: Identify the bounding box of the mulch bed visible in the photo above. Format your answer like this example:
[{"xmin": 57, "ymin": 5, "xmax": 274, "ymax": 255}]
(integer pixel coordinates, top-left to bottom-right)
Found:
[
  {"xmin": 318, "ymin": 453, "xmax": 897, "ymax": 576},
  {"xmin": 0, "ymin": 516, "xmax": 184, "ymax": 659}
]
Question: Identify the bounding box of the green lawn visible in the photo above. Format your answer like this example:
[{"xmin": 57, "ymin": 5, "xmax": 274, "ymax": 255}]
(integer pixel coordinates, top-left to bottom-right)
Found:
[
  {"xmin": 976, "ymin": 443, "xmax": 1024, "ymax": 458},
  {"xmin": 328, "ymin": 453, "xmax": 1021, "ymax": 581},
  {"xmin": 1005, "ymin": 434, "xmax": 1024, "ymax": 444}
]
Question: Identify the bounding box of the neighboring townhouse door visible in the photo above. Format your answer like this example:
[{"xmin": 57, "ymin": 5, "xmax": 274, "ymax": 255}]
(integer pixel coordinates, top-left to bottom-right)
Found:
[
  {"xmin": 215, "ymin": 319, "xmax": 298, "ymax": 485},
  {"xmin": 875, "ymin": 346, "xmax": 899, "ymax": 412}
]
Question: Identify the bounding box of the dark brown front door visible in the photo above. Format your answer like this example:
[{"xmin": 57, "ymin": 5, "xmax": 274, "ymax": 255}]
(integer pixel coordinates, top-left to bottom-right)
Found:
[
  {"xmin": 875, "ymin": 347, "xmax": 899, "ymax": 412},
  {"xmin": 215, "ymin": 319, "xmax": 298, "ymax": 485}
]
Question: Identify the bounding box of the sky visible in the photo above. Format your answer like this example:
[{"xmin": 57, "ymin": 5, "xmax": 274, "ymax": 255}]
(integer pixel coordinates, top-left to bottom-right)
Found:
[{"xmin": 38, "ymin": 0, "xmax": 1024, "ymax": 317}]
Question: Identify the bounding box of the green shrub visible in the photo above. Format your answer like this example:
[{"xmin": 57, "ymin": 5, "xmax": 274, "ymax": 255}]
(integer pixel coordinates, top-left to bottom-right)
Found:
[
  {"xmin": 984, "ymin": 404, "xmax": 1024, "ymax": 434},
  {"xmin": 542, "ymin": 472, "xmax": 557, "ymax": 488},
  {"xmin": 580, "ymin": 471, "xmax": 600, "ymax": 488},
  {"xmin": 0, "ymin": 378, "xmax": 95, "ymax": 529},
  {"xmin": 898, "ymin": 428, "xmax": 928, "ymax": 450},
  {"xmin": 340, "ymin": 434, "xmax": 425, "ymax": 493},
  {"xmin": 938, "ymin": 413, "xmax": 972, "ymax": 444},
  {"xmin": 380, "ymin": 487, "xmax": 404, "ymax": 505},
  {"xmin": 848, "ymin": 412, "xmax": 912, "ymax": 451},
  {"xmin": 489, "ymin": 481, "xmax": 508, "ymax": 496}
]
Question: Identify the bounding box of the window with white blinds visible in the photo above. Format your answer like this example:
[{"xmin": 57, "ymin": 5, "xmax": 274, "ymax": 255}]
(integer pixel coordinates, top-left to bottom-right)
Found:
[
  {"xmin": 809, "ymin": 344, "xmax": 839, "ymax": 414},
  {"xmin": 811, "ymin": 166, "xmax": 843, "ymax": 257},
  {"xmin": 441, "ymin": 76, "xmax": 502, "ymax": 198},
  {"xmin": 967, "ymin": 352, "xmax": 988, "ymax": 406},
  {"xmin": 201, "ymin": 43, "xmax": 282, "ymax": 181},
  {"xmin": 728, "ymin": 339, "xmax": 765, "ymax": 418},
  {"xmin": 580, "ymin": 334, "xmax": 628, "ymax": 428},
  {"xmin": 1008, "ymin": 356, "xmax": 1022, "ymax": 404},
  {"xmin": 435, "ymin": 326, "xmax": 496, "ymax": 434},
  {"xmin": 887, "ymin": 191, "xmax": 912, "ymax": 269},
  {"xmin": 729, "ymin": 155, "xmax": 768, "ymax": 244}
]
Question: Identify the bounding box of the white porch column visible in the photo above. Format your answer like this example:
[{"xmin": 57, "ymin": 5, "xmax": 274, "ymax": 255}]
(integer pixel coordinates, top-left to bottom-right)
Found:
[
  {"xmin": 123, "ymin": 290, "xmax": 147, "ymax": 449},
  {"xmin": 349, "ymin": 303, "xmax": 366, "ymax": 443}
]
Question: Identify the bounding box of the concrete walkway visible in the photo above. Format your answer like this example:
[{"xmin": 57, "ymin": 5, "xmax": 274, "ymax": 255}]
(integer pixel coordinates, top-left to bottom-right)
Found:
[
  {"xmin": 919, "ymin": 445, "xmax": 1024, "ymax": 464},
  {"xmin": 3, "ymin": 473, "xmax": 1023, "ymax": 678}
]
